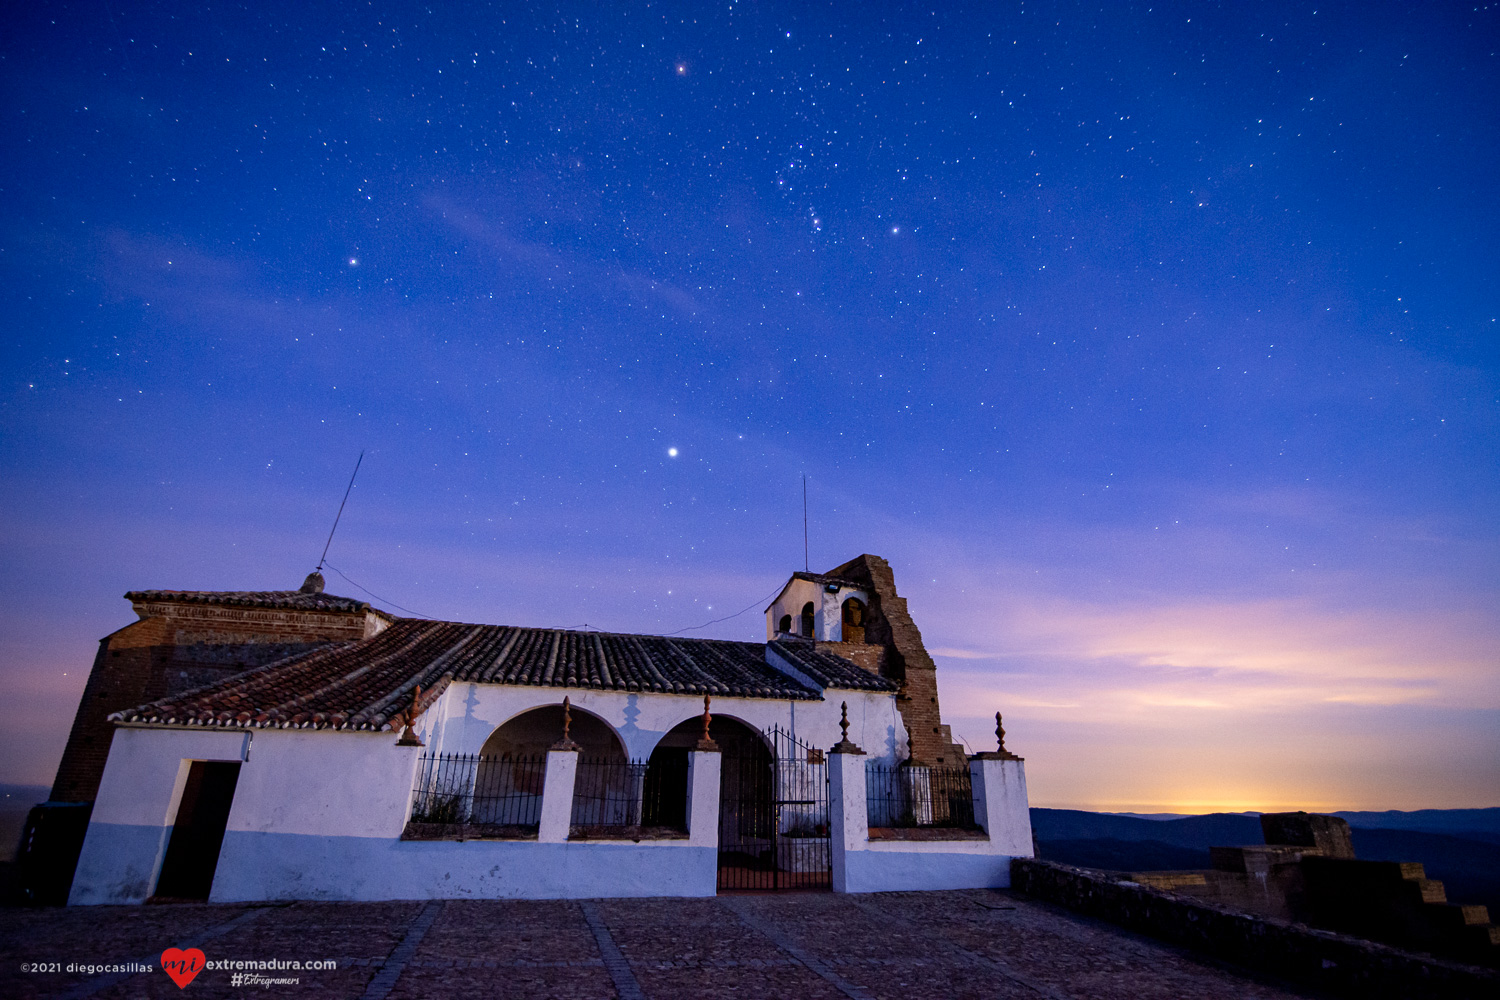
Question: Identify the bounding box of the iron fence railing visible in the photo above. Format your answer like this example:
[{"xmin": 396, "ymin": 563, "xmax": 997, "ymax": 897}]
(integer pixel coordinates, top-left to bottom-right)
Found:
[
  {"xmin": 865, "ymin": 761, "xmax": 977, "ymax": 828},
  {"xmin": 570, "ymin": 755, "xmax": 689, "ymax": 834},
  {"xmin": 408, "ymin": 752, "xmax": 547, "ymax": 834}
]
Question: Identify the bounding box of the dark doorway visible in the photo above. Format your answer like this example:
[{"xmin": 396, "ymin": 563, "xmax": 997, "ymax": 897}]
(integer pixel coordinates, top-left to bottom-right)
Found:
[
  {"xmin": 154, "ymin": 761, "xmax": 241, "ymax": 901},
  {"xmin": 641, "ymin": 746, "xmax": 689, "ymax": 829},
  {"xmin": 717, "ymin": 724, "xmax": 830, "ymax": 891}
]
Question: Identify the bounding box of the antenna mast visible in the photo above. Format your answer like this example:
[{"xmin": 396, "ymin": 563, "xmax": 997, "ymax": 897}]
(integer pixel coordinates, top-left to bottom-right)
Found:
[
  {"xmin": 802, "ymin": 474, "xmax": 809, "ymax": 572},
  {"xmin": 317, "ymin": 450, "xmax": 364, "ymax": 571}
]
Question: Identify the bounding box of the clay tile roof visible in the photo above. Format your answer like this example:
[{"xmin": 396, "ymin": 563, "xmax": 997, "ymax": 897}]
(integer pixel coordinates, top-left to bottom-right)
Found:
[
  {"xmin": 767, "ymin": 639, "xmax": 894, "ymax": 691},
  {"xmin": 110, "ymin": 620, "xmax": 895, "ymax": 732},
  {"xmin": 125, "ymin": 588, "xmax": 376, "ymax": 615}
]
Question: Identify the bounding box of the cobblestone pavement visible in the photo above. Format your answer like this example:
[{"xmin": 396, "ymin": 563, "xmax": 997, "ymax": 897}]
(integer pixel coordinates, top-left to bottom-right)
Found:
[{"xmin": 2, "ymin": 890, "xmax": 1326, "ymax": 1000}]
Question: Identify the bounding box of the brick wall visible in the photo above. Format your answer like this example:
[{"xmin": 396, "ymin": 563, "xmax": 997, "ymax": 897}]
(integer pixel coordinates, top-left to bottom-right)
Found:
[
  {"xmin": 826, "ymin": 555, "xmax": 967, "ymax": 765},
  {"xmin": 48, "ymin": 602, "xmax": 375, "ymax": 804},
  {"xmin": 814, "ymin": 640, "xmax": 885, "ymax": 675}
]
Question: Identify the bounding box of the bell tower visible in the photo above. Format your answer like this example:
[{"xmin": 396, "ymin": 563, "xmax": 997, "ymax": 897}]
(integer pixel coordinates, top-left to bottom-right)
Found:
[{"xmin": 766, "ymin": 554, "xmax": 966, "ymax": 765}]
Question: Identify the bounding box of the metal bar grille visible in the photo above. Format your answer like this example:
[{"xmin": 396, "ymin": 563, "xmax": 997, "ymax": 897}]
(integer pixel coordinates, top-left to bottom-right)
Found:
[
  {"xmin": 571, "ymin": 756, "xmax": 689, "ymax": 835},
  {"xmin": 407, "ymin": 752, "xmax": 546, "ymax": 836},
  {"xmin": 865, "ymin": 761, "xmax": 976, "ymax": 829},
  {"xmin": 717, "ymin": 727, "xmax": 830, "ymax": 890}
]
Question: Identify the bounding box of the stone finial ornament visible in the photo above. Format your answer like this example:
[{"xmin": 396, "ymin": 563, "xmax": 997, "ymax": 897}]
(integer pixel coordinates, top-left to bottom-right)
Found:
[
  {"xmin": 694, "ymin": 693, "xmax": 720, "ymax": 751},
  {"xmin": 551, "ymin": 696, "xmax": 581, "ymax": 751},
  {"xmin": 830, "ymin": 700, "xmax": 865, "ymax": 755},
  {"xmin": 395, "ymin": 685, "xmax": 424, "ymax": 746},
  {"xmin": 300, "ymin": 571, "xmax": 325, "ymax": 594},
  {"xmin": 972, "ymin": 710, "xmax": 1022, "ymax": 761}
]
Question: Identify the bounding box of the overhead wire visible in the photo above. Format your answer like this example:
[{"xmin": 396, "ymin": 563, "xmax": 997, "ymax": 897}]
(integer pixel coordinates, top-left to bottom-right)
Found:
[
  {"xmin": 663, "ymin": 583, "xmax": 785, "ymax": 636},
  {"xmin": 322, "ymin": 562, "xmax": 435, "ymax": 620}
]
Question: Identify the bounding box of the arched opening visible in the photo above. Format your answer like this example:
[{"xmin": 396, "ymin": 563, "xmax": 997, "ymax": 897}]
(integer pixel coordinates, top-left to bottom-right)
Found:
[
  {"xmin": 480, "ymin": 704, "xmax": 624, "ymax": 759},
  {"xmin": 841, "ymin": 597, "xmax": 866, "ymax": 644},
  {"xmin": 800, "ymin": 601, "xmax": 816, "ymax": 638},
  {"xmin": 469, "ymin": 705, "xmax": 625, "ymax": 828},
  {"xmin": 640, "ymin": 716, "xmax": 718, "ymax": 831},
  {"xmin": 778, "ymin": 613, "xmax": 793, "ymax": 635},
  {"xmin": 713, "ymin": 717, "xmax": 775, "ymax": 888}
]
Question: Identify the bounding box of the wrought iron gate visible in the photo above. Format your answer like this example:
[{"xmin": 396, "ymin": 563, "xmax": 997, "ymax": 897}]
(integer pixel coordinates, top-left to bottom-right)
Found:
[{"xmin": 717, "ymin": 726, "xmax": 830, "ymax": 891}]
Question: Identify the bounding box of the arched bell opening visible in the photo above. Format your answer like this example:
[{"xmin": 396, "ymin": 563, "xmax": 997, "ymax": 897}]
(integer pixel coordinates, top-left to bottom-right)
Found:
[
  {"xmin": 800, "ymin": 601, "xmax": 816, "ymax": 638},
  {"xmin": 841, "ymin": 597, "xmax": 866, "ymax": 643}
]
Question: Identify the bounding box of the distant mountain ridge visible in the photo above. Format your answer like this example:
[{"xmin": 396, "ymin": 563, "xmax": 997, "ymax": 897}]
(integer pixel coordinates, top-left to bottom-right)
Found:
[
  {"xmin": 1083, "ymin": 806, "xmax": 1500, "ymax": 840},
  {"xmin": 1030, "ymin": 807, "xmax": 1500, "ymax": 916}
]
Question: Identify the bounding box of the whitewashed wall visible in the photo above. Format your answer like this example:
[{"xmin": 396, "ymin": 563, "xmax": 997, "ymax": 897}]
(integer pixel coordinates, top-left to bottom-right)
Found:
[
  {"xmin": 426, "ymin": 682, "xmax": 903, "ymax": 762},
  {"xmin": 70, "ymin": 727, "xmax": 253, "ymax": 905},
  {"xmin": 765, "ymin": 578, "xmax": 870, "ymax": 642},
  {"xmin": 70, "ymin": 680, "xmax": 903, "ymax": 904},
  {"xmin": 827, "ymin": 752, "xmax": 1034, "ymax": 893}
]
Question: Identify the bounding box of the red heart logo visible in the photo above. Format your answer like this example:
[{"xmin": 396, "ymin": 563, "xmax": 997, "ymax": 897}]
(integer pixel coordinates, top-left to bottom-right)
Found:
[{"xmin": 161, "ymin": 947, "xmax": 206, "ymax": 989}]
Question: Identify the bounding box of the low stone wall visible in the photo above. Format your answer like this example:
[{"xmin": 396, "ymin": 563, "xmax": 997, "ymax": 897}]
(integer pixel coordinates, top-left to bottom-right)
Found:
[{"xmin": 1011, "ymin": 859, "xmax": 1499, "ymax": 1000}]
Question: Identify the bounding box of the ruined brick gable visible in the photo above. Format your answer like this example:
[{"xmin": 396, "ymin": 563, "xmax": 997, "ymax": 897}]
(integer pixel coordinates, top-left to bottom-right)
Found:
[
  {"xmin": 49, "ymin": 593, "xmax": 385, "ymax": 804},
  {"xmin": 826, "ymin": 554, "xmax": 967, "ymax": 765}
]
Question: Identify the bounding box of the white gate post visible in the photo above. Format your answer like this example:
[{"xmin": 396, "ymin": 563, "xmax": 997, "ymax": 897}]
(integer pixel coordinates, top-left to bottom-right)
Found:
[
  {"xmin": 826, "ymin": 702, "xmax": 868, "ymax": 893},
  {"xmin": 538, "ymin": 748, "xmax": 579, "ymax": 843},
  {"xmin": 970, "ymin": 712, "xmax": 1033, "ymax": 856},
  {"xmin": 686, "ymin": 749, "xmax": 722, "ymax": 847}
]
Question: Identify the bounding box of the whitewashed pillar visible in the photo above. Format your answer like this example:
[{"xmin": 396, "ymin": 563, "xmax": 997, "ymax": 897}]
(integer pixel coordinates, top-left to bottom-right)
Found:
[
  {"xmin": 686, "ymin": 749, "xmax": 722, "ymax": 847},
  {"xmin": 826, "ymin": 702, "xmax": 868, "ymax": 893},
  {"xmin": 539, "ymin": 698, "xmax": 584, "ymax": 843},
  {"xmin": 970, "ymin": 712, "xmax": 1033, "ymax": 856},
  {"xmin": 538, "ymin": 748, "xmax": 579, "ymax": 843}
]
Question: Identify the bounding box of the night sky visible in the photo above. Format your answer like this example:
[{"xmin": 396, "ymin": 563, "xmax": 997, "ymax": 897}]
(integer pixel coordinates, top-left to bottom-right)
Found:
[{"xmin": 3, "ymin": 2, "xmax": 1497, "ymax": 812}]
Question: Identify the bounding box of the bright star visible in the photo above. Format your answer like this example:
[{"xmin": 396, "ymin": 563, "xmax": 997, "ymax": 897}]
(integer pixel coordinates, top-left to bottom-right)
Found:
[
  {"xmin": 668, "ymin": 447, "xmax": 679, "ymax": 457},
  {"xmin": 349, "ymin": 258, "xmax": 358, "ymax": 266}
]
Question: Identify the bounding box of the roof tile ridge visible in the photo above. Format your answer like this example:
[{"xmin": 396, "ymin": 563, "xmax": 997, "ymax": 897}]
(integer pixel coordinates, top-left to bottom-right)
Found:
[
  {"xmin": 455, "ymin": 625, "xmax": 516, "ymax": 682},
  {"xmin": 557, "ymin": 630, "xmax": 575, "ymax": 687},
  {"xmin": 660, "ymin": 638, "xmax": 718, "ymax": 693},
  {"xmin": 682, "ymin": 638, "xmax": 752, "ymax": 693},
  {"xmin": 762, "ymin": 640, "xmax": 827, "ymax": 696},
  {"xmin": 279, "ymin": 621, "xmax": 443, "ymax": 715},
  {"xmin": 501, "ymin": 628, "xmax": 543, "ymax": 684},
  {"xmin": 591, "ymin": 633, "xmax": 612, "ymax": 688},
  {"xmin": 477, "ymin": 626, "xmax": 524, "ymax": 683},
  {"xmin": 769, "ymin": 639, "xmax": 831, "ymax": 683},
  {"xmin": 541, "ymin": 630, "xmax": 562, "ymax": 686},
  {"xmin": 607, "ymin": 632, "xmax": 647, "ymax": 691},
  {"xmin": 625, "ymin": 634, "xmax": 676, "ymax": 692},
  {"xmin": 792, "ymin": 641, "xmax": 896, "ymax": 690},
  {"xmin": 354, "ymin": 623, "xmax": 488, "ymax": 725}
]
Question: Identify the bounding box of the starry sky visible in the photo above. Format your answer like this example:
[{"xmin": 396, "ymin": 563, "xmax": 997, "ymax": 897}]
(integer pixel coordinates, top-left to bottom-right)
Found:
[{"xmin": 3, "ymin": 2, "xmax": 1497, "ymax": 812}]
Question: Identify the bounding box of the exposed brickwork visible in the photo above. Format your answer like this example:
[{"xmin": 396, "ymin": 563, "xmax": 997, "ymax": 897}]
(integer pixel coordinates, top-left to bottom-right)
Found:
[
  {"xmin": 825, "ymin": 555, "xmax": 966, "ymax": 765},
  {"xmin": 49, "ymin": 594, "xmax": 386, "ymax": 804},
  {"xmin": 814, "ymin": 640, "xmax": 885, "ymax": 675}
]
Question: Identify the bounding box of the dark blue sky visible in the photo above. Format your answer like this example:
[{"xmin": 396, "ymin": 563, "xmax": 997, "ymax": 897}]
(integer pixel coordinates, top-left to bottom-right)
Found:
[{"xmin": 3, "ymin": 1, "xmax": 1496, "ymax": 810}]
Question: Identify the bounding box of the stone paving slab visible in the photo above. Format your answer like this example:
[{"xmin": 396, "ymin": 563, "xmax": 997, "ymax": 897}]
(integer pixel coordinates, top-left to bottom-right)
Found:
[{"xmin": 1, "ymin": 889, "xmax": 1327, "ymax": 1000}]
